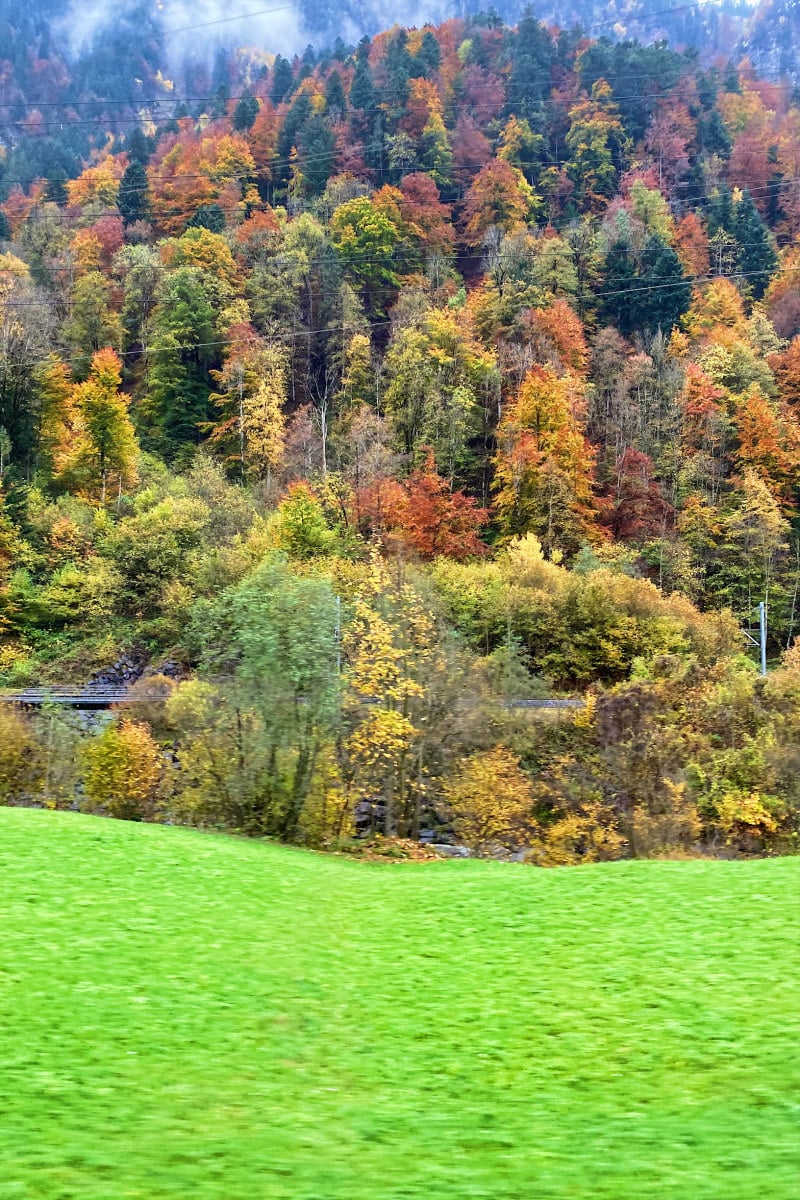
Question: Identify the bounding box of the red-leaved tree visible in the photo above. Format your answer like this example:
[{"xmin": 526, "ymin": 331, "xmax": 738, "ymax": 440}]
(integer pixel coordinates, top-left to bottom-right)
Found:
[{"xmin": 358, "ymin": 452, "xmax": 488, "ymax": 559}]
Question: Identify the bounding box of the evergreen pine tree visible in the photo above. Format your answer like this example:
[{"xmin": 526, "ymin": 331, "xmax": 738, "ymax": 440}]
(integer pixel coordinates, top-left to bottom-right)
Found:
[
  {"xmin": 723, "ymin": 61, "xmax": 741, "ymax": 93},
  {"xmin": 277, "ymin": 93, "xmax": 312, "ymax": 187},
  {"xmin": 125, "ymin": 126, "xmax": 151, "ymax": 166},
  {"xmin": 733, "ymin": 189, "xmax": 777, "ymax": 299},
  {"xmin": 708, "ymin": 185, "xmax": 734, "ymax": 237},
  {"xmin": 332, "ymin": 36, "xmax": 349, "ymax": 62},
  {"xmin": 415, "ymin": 30, "xmax": 441, "ymax": 76},
  {"xmin": 233, "ymin": 93, "xmax": 259, "ymax": 132},
  {"xmin": 599, "ymin": 240, "xmax": 638, "ymax": 335},
  {"xmin": 639, "ymin": 236, "xmax": 691, "ymax": 333},
  {"xmin": 211, "ymin": 83, "xmax": 229, "ymax": 120},
  {"xmin": 698, "ymin": 109, "xmax": 732, "ymax": 159},
  {"xmin": 350, "ymin": 40, "xmax": 375, "ymax": 114},
  {"xmin": 325, "ymin": 70, "xmax": 347, "ymax": 119},
  {"xmin": 300, "ymin": 114, "xmax": 335, "ymax": 196},
  {"xmin": 44, "ymin": 169, "xmax": 68, "ymax": 206},
  {"xmin": 118, "ymin": 160, "xmax": 150, "ymax": 226},
  {"xmin": 186, "ymin": 204, "xmax": 225, "ymax": 234},
  {"xmin": 145, "ymin": 269, "xmax": 216, "ymax": 459},
  {"xmin": 600, "ymin": 237, "xmax": 689, "ymax": 335},
  {"xmin": 381, "ymin": 30, "xmax": 413, "ymax": 112},
  {"xmin": 271, "ymin": 55, "xmax": 294, "ymax": 105},
  {"xmin": 505, "ymin": 6, "xmax": 555, "ymax": 121}
]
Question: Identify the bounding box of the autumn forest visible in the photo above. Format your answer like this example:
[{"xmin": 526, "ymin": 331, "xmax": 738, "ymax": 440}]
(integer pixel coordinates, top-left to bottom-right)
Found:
[{"xmin": 2, "ymin": 7, "xmax": 800, "ymax": 860}]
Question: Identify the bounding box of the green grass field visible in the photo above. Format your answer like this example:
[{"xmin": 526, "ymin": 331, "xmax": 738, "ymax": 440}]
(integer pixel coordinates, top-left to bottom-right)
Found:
[{"xmin": 1, "ymin": 810, "xmax": 798, "ymax": 1199}]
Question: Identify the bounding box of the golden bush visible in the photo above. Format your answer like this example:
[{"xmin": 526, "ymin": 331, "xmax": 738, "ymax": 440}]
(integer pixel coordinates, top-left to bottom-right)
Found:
[{"xmin": 81, "ymin": 719, "xmax": 163, "ymax": 821}]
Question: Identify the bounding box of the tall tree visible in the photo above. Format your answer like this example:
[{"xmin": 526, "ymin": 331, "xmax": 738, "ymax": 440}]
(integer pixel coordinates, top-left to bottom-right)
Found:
[
  {"xmin": 144, "ymin": 268, "xmax": 216, "ymax": 459},
  {"xmin": 270, "ymin": 55, "xmax": 294, "ymax": 105},
  {"xmin": 505, "ymin": 8, "xmax": 555, "ymax": 122},
  {"xmin": 233, "ymin": 93, "xmax": 260, "ymax": 133},
  {"xmin": 733, "ymin": 189, "xmax": 778, "ymax": 300},
  {"xmin": 494, "ymin": 365, "xmax": 597, "ymax": 555},
  {"xmin": 219, "ymin": 556, "xmax": 341, "ymax": 841},
  {"xmin": 59, "ymin": 349, "xmax": 139, "ymax": 504},
  {"xmin": 462, "ymin": 158, "xmax": 535, "ymax": 244},
  {"xmin": 565, "ymin": 81, "xmax": 629, "ymax": 214},
  {"xmin": 209, "ymin": 329, "xmax": 287, "ymax": 483},
  {"xmin": 117, "ymin": 159, "xmax": 150, "ymax": 226}
]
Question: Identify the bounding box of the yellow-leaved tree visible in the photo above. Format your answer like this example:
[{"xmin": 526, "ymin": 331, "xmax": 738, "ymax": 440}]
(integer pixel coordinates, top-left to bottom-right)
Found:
[
  {"xmin": 57, "ymin": 349, "xmax": 139, "ymax": 504},
  {"xmin": 343, "ymin": 556, "xmax": 442, "ymax": 837},
  {"xmin": 493, "ymin": 364, "xmax": 597, "ymax": 555},
  {"xmin": 0, "ymin": 707, "xmax": 42, "ymax": 802},
  {"xmin": 81, "ymin": 719, "xmax": 163, "ymax": 820},
  {"xmin": 443, "ymin": 746, "xmax": 535, "ymax": 857},
  {"xmin": 210, "ymin": 331, "xmax": 287, "ymax": 483}
]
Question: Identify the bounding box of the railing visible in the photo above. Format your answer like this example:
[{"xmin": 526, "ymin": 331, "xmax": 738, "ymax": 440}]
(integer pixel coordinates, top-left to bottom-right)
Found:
[
  {"xmin": 0, "ymin": 687, "xmax": 586, "ymax": 711},
  {"xmin": 0, "ymin": 685, "xmax": 171, "ymax": 708}
]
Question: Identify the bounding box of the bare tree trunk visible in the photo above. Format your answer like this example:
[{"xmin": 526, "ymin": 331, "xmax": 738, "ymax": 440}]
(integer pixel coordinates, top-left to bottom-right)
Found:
[
  {"xmin": 320, "ymin": 400, "xmax": 328, "ymax": 477},
  {"xmin": 787, "ymin": 537, "xmax": 800, "ymax": 648},
  {"xmin": 384, "ymin": 773, "xmax": 394, "ymax": 838},
  {"xmin": 238, "ymin": 371, "xmax": 246, "ymax": 481}
]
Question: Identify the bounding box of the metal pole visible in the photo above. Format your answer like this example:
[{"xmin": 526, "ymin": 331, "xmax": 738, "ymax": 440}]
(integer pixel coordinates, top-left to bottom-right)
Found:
[{"xmin": 759, "ymin": 601, "xmax": 767, "ymax": 676}]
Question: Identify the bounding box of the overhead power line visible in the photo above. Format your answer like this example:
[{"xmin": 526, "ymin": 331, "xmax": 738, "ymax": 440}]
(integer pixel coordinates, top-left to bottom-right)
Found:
[
  {"xmin": 162, "ymin": 5, "xmax": 294, "ymax": 35},
  {"xmin": 3, "ymin": 258, "xmax": 799, "ymax": 372}
]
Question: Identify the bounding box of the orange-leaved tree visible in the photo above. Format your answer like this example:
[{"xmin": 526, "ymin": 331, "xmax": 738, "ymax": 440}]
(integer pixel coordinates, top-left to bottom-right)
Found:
[
  {"xmin": 461, "ymin": 158, "xmax": 535, "ymax": 244},
  {"xmin": 494, "ymin": 365, "xmax": 597, "ymax": 555},
  {"xmin": 57, "ymin": 349, "xmax": 139, "ymax": 504},
  {"xmin": 769, "ymin": 335, "xmax": 800, "ymax": 408},
  {"xmin": 357, "ymin": 451, "xmax": 488, "ymax": 560},
  {"xmin": 733, "ymin": 385, "xmax": 800, "ymax": 510}
]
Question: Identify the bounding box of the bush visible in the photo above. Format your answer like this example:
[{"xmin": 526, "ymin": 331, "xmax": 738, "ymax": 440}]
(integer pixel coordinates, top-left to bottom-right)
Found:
[
  {"xmin": 530, "ymin": 800, "xmax": 625, "ymax": 866},
  {"xmin": 443, "ymin": 746, "xmax": 535, "ymax": 856},
  {"xmin": 0, "ymin": 707, "xmax": 42, "ymax": 803},
  {"xmin": 81, "ymin": 719, "xmax": 163, "ymax": 820}
]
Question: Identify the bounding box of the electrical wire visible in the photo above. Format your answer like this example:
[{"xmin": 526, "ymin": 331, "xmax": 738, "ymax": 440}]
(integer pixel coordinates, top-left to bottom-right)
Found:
[
  {"xmin": 162, "ymin": 5, "xmax": 294, "ymax": 35},
  {"xmin": 3, "ymin": 257, "xmax": 799, "ymax": 372}
]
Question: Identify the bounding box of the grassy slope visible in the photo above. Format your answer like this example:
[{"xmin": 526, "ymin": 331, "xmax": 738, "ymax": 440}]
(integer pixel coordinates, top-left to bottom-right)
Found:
[{"xmin": 0, "ymin": 811, "xmax": 798, "ymax": 1199}]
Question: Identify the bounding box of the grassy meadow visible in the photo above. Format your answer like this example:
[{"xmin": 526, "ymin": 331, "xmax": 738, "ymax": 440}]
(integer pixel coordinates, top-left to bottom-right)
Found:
[{"xmin": 0, "ymin": 808, "xmax": 798, "ymax": 1199}]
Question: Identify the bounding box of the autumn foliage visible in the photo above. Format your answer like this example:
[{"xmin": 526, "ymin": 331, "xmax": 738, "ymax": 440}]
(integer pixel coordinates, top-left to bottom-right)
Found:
[
  {"xmin": 3, "ymin": 12, "xmax": 800, "ymax": 860},
  {"xmin": 358, "ymin": 453, "xmax": 487, "ymax": 560}
]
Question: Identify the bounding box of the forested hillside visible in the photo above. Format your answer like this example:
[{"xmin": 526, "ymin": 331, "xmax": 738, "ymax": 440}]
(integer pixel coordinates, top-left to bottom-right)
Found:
[{"xmin": 2, "ymin": 10, "xmax": 800, "ymax": 859}]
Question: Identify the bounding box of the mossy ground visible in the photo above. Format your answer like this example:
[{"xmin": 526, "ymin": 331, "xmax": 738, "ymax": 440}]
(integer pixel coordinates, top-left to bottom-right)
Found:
[{"xmin": 1, "ymin": 808, "xmax": 798, "ymax": 1199}]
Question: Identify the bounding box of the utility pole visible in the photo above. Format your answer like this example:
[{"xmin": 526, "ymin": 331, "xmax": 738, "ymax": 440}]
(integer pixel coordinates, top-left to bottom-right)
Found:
[{"xmin": 743, "ymin": 600, "xmax": 768, "ymax": 676}]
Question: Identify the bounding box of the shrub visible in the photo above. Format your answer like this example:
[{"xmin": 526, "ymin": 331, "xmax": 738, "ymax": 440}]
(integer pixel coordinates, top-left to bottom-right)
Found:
[
  {"xmin": 81, "ymin": 719, "xmax": 163, "ymax": 820},
  {"xmin": 0, "ymin": 707, "xmax": 42, "ymax": 803},
  {"xmin": 531, "ymin": 800, "xmax": 625, "ymax": 866},
  {"xmin": 443, "ymin": 746, "xmax": 535, "ymax": 856}
]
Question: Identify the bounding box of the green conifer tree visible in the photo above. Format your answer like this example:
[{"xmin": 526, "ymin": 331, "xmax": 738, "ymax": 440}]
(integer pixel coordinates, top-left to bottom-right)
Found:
[{"xmin": 733, "ymin": 189, "xmax": 778, "ymax": 299}]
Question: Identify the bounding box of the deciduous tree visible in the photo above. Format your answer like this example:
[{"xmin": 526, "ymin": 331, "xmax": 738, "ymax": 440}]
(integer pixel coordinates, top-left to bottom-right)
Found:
[
  {"xmin": 59, "ymin": 349, "xmax": 138, "ymax": 504},
  {"xmin": 444, "ymin": 746, "xmax": 535, "ymax": 856},
  {"xmin": 494, "ymin": 365, "xmax": 597, "ymax": 554}
]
